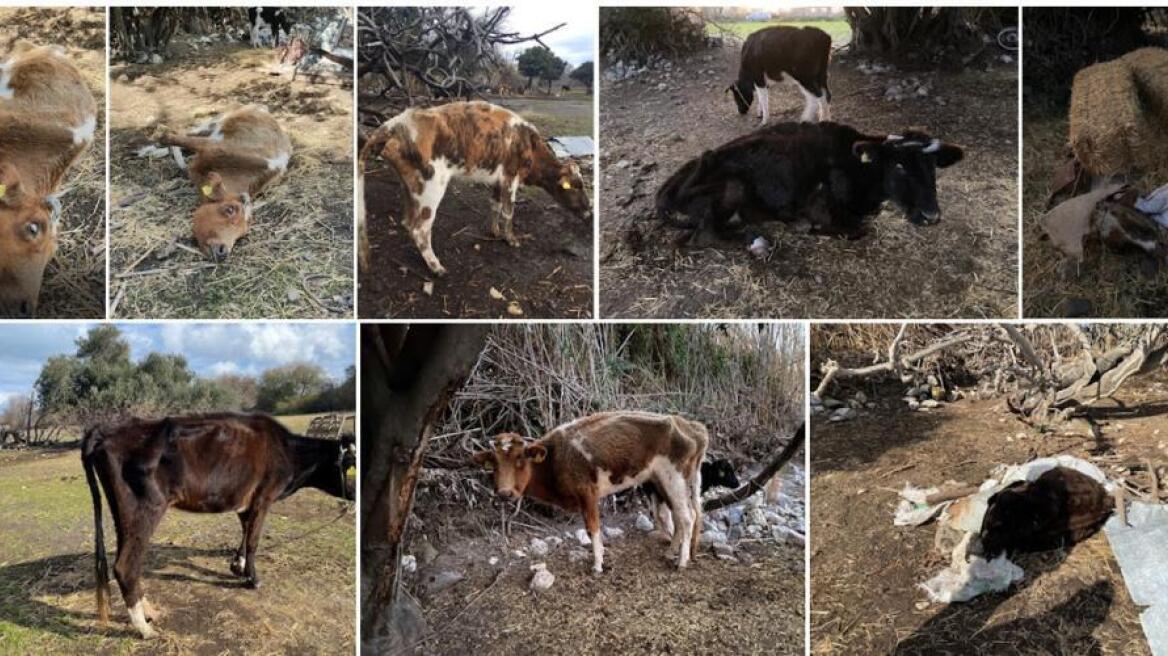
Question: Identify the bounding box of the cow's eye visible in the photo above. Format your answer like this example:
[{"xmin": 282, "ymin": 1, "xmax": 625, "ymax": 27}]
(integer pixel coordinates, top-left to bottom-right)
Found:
[
  {"xmin": 223, "ymin": 204, "xmax": 236, "ymax": 217},
  {"xmin": 25, "ymin": 221, "xmax": 40, "ymax": 238}
]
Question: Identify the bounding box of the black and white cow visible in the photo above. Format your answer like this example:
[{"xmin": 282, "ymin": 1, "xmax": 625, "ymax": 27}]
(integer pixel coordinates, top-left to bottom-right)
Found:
[
  {"xmin": 247, "ymin": 7, "xmax": 291, "ymax": 48},
  {"xmin": 656, "ymin": 121, "xmax": 964, "ymax": 241},
  {"xmin": 727, "ymin": 26, "xmax": 832, "ymax": 125}
]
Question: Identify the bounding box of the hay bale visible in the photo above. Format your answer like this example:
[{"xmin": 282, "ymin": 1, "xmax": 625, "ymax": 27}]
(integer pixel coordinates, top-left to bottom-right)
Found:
[
  {"xmin": 1069, "ymin": 58, "xmax": 1167, "ymax": 175},
  {"xmin": 1123, "ymin": 47, "xmax": 1168, "ymax": 121}
]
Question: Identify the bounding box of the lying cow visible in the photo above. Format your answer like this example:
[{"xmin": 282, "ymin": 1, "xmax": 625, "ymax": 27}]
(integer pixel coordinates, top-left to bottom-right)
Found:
[
  {"xmin": 970, "ymin": 467, "xmax": 1113, "ymax": 559},
  {"xmin": 656, "ymin": 121, "xmax": 964, "ymax": 241},
  {"xmin": 728, "ymin": 25, "xmax": 832, "ymax": 125},
  {"xmin": 0, "ymin": 43, "xmax": 97, "ymax": 317},
  {"xmin": 472, "ymin": 412, "xmax": 708, "ymax": 573},
  {"xmin": 357, "ymin": 100, "xmax": 590, "ymax": 276},
  {"xmin": 83, "ymin": 413, "xmax": 355, "ymax": 639},
  {"xmin": 156, "ymin": 105, "xmax": 292, "ymax": 261}
]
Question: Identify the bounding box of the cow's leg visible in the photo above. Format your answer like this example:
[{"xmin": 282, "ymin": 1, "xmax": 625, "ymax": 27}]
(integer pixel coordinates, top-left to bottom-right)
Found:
[
  {"xmin": 755, "ymin": 84, "xmax": 769, "ymax": 124},
  {"xmin": 659, "ymin": 468, "xmax": 694, "ymax": 568},
  {"xmin": 112, "ymin": 501, "xmax": 165, "ymax": 639},
  {"xmin": 656, "ymin": 498, "xmax": 675, "ymax": 536},
  {"xmin": 796, "ymin": 82, "xmax": 819, "ymax": 123},
  {"xmin": 489, "ymin": 185, "xmax": 504, "ymax": 238},
  {"xmin": 500, "ymin": 177, "xmax": 522, "ymax": 247},
  {"xmin": 689, "ymin": 467, "xmax": 703, "ymax": 560},
  {"xmin": 818, "ymin": 91, "xmax": 832, "ymax": 122},
  {"xmin": 240, "ymin": 504, "xmax": 272, "ymax": 589},
  {"xmin": 231, "ymin": 510, "xmax": 250, "ymax": 576},
  {"xmin": 405, "ymin": 177, "xmax": 450, "ymax": 276},
  {"xmin": 582, "ymin": 495, "xmax": 604, "ymax": 574}
]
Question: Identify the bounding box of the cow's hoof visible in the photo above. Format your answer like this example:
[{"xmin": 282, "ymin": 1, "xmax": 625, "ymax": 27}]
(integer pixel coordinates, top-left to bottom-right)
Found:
[
  {"xmin": 137, "ymin": 625, "xmax": 158, "ymax": 640},
  {"xmin": 245, "ymin": 578, "xmax": 262, "ymax": 590},
  {"xmin": 430, "ymin": 266, "xmax": 447, "ymax": 277}
]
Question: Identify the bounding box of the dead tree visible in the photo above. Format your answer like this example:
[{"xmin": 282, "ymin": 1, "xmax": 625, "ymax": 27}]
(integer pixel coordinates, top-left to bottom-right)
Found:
[
  {"xmin": 843, "ymin": 7, "xmax": 1014, "ymax": 56},
  {"xmin": 110, "ymin": 7, "xmax": 180, "ymax": 62},
  {"xmin": 361, "ymin": 324, "xmax": 489, "ymax": 651},
  {"xmin": 357, "ymin": 7, "xmax": 565, "ymax": 103}
]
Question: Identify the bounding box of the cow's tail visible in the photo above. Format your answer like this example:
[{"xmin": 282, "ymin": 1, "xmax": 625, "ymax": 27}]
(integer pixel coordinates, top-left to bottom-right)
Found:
[
  {"xmin": 654, "ymin": 151, "xmax": 711, "ymax": 228},
  {"xmin": 81, "ymin": 427, "xmax": 111, "ymax": 626}
]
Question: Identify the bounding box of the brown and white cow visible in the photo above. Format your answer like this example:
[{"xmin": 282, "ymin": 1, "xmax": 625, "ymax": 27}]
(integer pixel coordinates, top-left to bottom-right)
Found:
[
  {"xmin": 357, "ymin": 100, "xmax": 590, "ymax": 276},
  {"xmin": 471, "ymin": 412, "xmax": 709, "ymax": 573},
  {"xmin": 156, "ymin": 105, "xmax": 292, "ymax": 261},
  {"xmin": 0, "ymin": 43, "xmax": 97, "ymax": 317},
  {"xmin": 82, "ymin": 413, "xmax": 355, "ymax": 639}
]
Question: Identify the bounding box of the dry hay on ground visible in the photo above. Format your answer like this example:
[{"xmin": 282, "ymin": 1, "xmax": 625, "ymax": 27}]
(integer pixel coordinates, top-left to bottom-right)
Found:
[
  {"xmin": 810, "ymin": 382, "xmax": 1162, "ymax": 655},
  {"xmin": 0, "ymin": 8, "xmax": 106, "ymax": 319},
  {"xmin": 109, "ymin": 36, "xmax": 353, "ymax": 319},
  {"xmin": 599, "ymin": 47, "xmax": 1018, "ymax": 319}
]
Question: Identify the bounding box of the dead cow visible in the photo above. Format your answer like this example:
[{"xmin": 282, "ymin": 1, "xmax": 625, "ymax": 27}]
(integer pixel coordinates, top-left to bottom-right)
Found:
[
  {"xmin": 0, "ymin": 43, "xmax": 97, "ymax": 317},
  {"xmin": 157, "ymin": 105, "xmax": 292, "ymax": 261},
  {"xmin": 82, "ymin": 414, "xmax": 355, "ymax": 639},
  {"xmin": 472, "ymin": 412, "xmax": 709, "ymax": 573},
  {"xmin": 357, "ymin": 100, "xmax": 591, "ymax": 276}
]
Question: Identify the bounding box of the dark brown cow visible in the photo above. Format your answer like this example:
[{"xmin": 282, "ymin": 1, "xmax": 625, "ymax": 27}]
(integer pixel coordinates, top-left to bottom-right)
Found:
[
  {"xmin": 727, "ymin": 26, "xmax": 832, "ymax": 125},
  {"xmin": 471, "ymin": 411, "xmax": 708, "ymax": 574},
  {"xmin": 82, "ymin": 413, "xmax": 355, "ymax": 639}
]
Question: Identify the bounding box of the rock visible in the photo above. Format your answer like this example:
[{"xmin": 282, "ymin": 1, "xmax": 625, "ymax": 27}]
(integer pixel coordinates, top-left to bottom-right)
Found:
[
  {"xmin": 149, "ymin": 53, "xmax": 163, "ymax": 64},
  {"xmin": 702, "ymin": 529, "xmax": 727, "ymax": 545},
  {"xmin": 529, "ymin": 563, "xmax": 555, "ymax": 591},
  {"xmin": 763, "ymin": 510, "xmax": 783, "ymax": 525},
  {"xmin": 636, "ymin": 513, "xmax": 655, "ymax": 532},
  {"xmin": 821, "ymin": 397, "xmax": 844, "ymax": 409},
  {"xmin": 854, "ymin": 391, "xmax": 868, "ymax": 404},
  {"xmin": 748, "ymin": 236, "xmax": 771, "ymax": 258},
  {"xmin": 746, "ymin": 524, "xmax": 763, "ymax": 537},
  {"xmin": 415, "ymin": 537, "xmax": 439, "ymax": 565},
  {"xmin": 421, "ymin": 569, "xmax": 463, "ymax": 595},
  {"xmin": 512, "ymin": 549, "xmax": 526, "ymax": 559},
  {"xmin": 568, "ymin": 549, "xmax": 589, "ymax": 563},
  {"xmin": 907, "ymin": 399, "xmax": 920, "ymax": 410},
  {"xmin": 920, "ymin": 399, "xmax": 940, "ymax": 409},
  {"xmin": 529, "ymin": 538, "xmax": 549, "ymax": 557},
  {"xmin": 615, "ymin": 159, "xmax": 631, "ymax": 170},
  {"xmin": 830, "ymin": 407, "xmax": 857, "ymax": 422},
  {"xmin": 726, "ymin": 507, "xmax": 745, "ymax": 525},
  {"xmin": 603, "ymin": 526, "xmax": 624, "ymax": 540},
  {"xmin": 745, "ymin": 494, "xmax": 763, "ymax": 510},
  {"xmin": 287, "ymin": 288, "xmax": 302, "ymax": 303},
  {"xmin": 401, "ymin": 554, "xmax": 417, "ymax": 573},
  {"xmin": 575, "ymin": 528, "xmax": 592, "ymax": 545},
  {"xmin": 656, "ymin": 82, "xmax": 667, "ymax": 91},
  {"xmin": 488, "ymin": 556, "xmax": 499, "ymax": 566},
  {"xmin": 545, "ymin": 536, "xmax": 563, "ymax": 549},
  {"xmin": 712, "ymin": 542, "xmax": 736, "ymax": 559},
  {"xmin": 728, "ymin": 525, "xmax": 745, "ymax": 541}
]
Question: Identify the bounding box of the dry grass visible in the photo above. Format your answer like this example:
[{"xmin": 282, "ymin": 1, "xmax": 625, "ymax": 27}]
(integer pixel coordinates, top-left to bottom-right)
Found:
[
  {"xmin": 0, "ymin": 8, "xmax": 106, "ymax": 319},
  {"xmin": 1023, "ymin": 110, "xmax": 1168, "ymax": 316},
  {"xmin": 109, "ymin": 27, "xmax": 353, "ymax": 319}
]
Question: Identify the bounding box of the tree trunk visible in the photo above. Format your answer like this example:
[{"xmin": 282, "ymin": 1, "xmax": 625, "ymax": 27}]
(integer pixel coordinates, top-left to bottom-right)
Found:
[{"xmin": 360, "ymin": 324, "xmax": 489, "ymax": 649}]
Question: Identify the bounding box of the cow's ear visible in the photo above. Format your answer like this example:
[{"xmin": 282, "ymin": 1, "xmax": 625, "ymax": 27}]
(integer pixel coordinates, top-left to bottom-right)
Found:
[
  {"xmin": 201, "ymin": 172, "xmax": 226, "ymax": 202},
  {"xmin": 525, "ymin": 444, "xmax": 547, "ymax": 464},
  {"xmin": 934, "ymin": 142, "xmax": 964, "ymax": 169},
  {"xmin": 471, "ymin": 451, "xmax": 495, "ymax": 470},
  {"xmin": 852, "ymin": 141, "xmax": 880, "ymax": 164},
  {"xmin": 0, "ymin": 164, "xmax": 24, "ymax": 206}
]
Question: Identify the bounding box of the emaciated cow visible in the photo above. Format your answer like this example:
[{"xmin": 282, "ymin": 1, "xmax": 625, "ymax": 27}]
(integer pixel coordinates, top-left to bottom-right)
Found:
[
  {"xmin": 82, "ymin": 413, "xmax": 355, "ymax": 639},
  {"xmin": 472, "ymin": 412, "xmax": 708, "ymax": 573},
  {"xmin": 727, "ymin": 26, "xmax": 832, "ymax": 125},
  {"xmin": 0, "ymin": 43, "xmax": 97, "ymax": 317},
  {"xmin": 157, "ymin": 105, "xmax": 293, "ymax": 261},
  {"xmin": 357, "ymin": 101, "xmax": 591, "ymax": 276},
  {"xmin": 656, "ymin": 121, "xmax": 964, "ymax": 242}
]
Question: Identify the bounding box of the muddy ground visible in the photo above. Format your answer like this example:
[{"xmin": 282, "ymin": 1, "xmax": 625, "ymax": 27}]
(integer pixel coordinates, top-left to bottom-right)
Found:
[
  {"xmin": 810, "ymin": 377, "xmax": 1167, "ymax": 655},
  {"xmin": 0, "ymin": 8, "xmax": 106, "ymax": 318},
  {"xmin": 109, "ymin": 26, "xmax": 353, "ymax": 319},
  {"xmin": 0, "ymin": 443, "xmax": 355, "ymax": 655},
  {"xmin": 396, "ymin": 462, "xmax": 805, "ymax": 654},
  {"xmin": 600, "ymin": 44, "xmax": 1018, "ymax": 319},
  {"xmin": 358, "ymin": 94, "xmax": 594, "ymax": 319}
]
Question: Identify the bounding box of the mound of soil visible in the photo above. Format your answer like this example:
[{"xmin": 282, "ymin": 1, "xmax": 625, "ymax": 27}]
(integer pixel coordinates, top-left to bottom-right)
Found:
[
  {"xmin": 811, "ymin": 381, "xmax": 1163, "ymax": 655},
  {"xmin": 600, "ymin": 46, "xmax": 1018, "ymax": 319}
]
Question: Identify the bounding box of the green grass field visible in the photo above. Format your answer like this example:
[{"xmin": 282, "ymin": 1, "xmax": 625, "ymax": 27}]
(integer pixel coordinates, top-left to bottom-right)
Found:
[{"xmin": 707, "ymin": 19, "xmax": 851, "ymax": 46}]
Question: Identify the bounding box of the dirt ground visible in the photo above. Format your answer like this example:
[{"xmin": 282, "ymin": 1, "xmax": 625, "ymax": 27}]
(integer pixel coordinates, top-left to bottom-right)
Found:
[
  {"xmin": 398, "ymin": 463, "xmax": 805, "ymax": 654},
  {"xmin": 358, "ymin": 94, "xmax": 594, "ymax": 319},
  {"xmin": 0, "ymin": 446, "xmax": 356, "ymax": 655},
  {"xmin": 109, "ymin": 28, "xmax": 353, "ymax": 319},
  {"xmin": 600, "ymin": 45, "xmax": 1018, "ymax": 319},
  {"xmin": 0, "ymin": 8, "xmax": 106, "ymax": 318},
  {"xmin": 810, "ymin": 378, "xmax": 1167, "ymax": 655}
]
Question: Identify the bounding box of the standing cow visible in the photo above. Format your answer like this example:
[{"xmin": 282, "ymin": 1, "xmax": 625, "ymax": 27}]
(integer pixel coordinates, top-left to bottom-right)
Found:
[{"xmin": 727, "ymin": 26, "xmax": 832, "ymax": 125}]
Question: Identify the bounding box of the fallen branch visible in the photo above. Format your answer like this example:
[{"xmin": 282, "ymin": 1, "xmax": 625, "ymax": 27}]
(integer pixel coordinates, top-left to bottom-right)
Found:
[
  {"xmin": 814, "ymin": 329, "xmax": 973, "ymax": 398},
  {"xmin": 704, "ymin": 422, "xmax": 804, "ymax": 512}
]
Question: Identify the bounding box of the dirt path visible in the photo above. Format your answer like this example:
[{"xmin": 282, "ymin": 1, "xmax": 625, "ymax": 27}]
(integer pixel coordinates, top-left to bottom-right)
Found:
[
  {"xmin": 109, "ymin": 31, "xmax": 353, "ymax": 319},
  {"xmin": 0, "ymin": 9, "xmax": 106, "ymax": 318},
  {"xmin": 0, "ymin": 449, "xmax": 355, "ymax": 655},
  {"xmin": 357, "ymin": 95, "xmax": 594, "ymax": 319},
  {"xmin": 810, "ymin": 383, "xmax": 1162, "ymax": 655},
  {"xmin": 600, "ymin": 46, "xmax": 1018, "ymax": 319}
]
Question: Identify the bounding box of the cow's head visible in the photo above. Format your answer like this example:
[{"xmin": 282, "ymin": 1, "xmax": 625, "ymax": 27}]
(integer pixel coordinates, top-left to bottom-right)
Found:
[
  {"xmin": 193, "ymin": 172, "xmax": 251, "ymax": 261},
  {"xmin": 851, "ymin": 132, "xmax": 964, "ymax": 226},
  {"xmin": 968, "ymin": 480, "xmax": 1043, "ymax": 560},
  {"xmin": 702, "ymin": 459, "xmax": 740, "ymax": 490},
  {"xmin": 543, "ymin": 159, "xmax": 591, "ymax": 220},
  {"xmin": 726, "ymin": 81, "xmax": 754, "ymax": 115},
  {"xmin": 320, "ymin": 435, "xmax": 357, "ymax": 501},
  {"xmin": 0, "ymin": 165, "xmax": 59, "ymax": 317},
  {"xmin": 472, "ymin": 433, "xmax": 547, "ymax": 500}
]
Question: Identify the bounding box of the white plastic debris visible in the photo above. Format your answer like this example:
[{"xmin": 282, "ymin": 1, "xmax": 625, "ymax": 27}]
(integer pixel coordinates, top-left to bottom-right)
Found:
[
  {"xmin": 1137, "ymin": 182, "xmax": 1168, "ymax": 228},
  {"xmin": 893, "ymin": 484, "xmax": 945, "ymax": 526},
  {"xmin": 748, "ymin": 236, "xmax": 771, "ymax": 258},
  {"xmin": 529, "ymin": 563, "xmax": 555, "ymax": 591},
  {"xmin": 1105, "ymin": 501, "xmax": 1168, "ymax": 655},
  {"xmin": 602, "ymin": 526, "xmax": 624, "ymax": 540},
  {"xmin": 511, "ymin": 549, "xmax": 526, "ymax": 559},
  {"xmin": 488, "ymin": 556, "xmax": 499, "ymax": 566},
  {"xmin": 636, "ymin": 513, "xmax": 655, "ymax": 532},
  {"xmin": 575, "ymin": 528, "xmax": 591, "ymax": 545},
  {"xmin": 919, "ymin": 554, "xmax": 1024, "ymax": 603},
  {"xmin": 401, "ymin": 554, "xmax": 417, "ymax": 573},
  {"xmin": 529, "ymin": 538, "xmax": 549, "ymax": 557}
]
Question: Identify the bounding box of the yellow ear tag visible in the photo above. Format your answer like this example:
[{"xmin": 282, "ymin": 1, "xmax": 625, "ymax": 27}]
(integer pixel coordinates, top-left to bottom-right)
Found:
[
  {"xmin": 484, "ymin": 461, "xmax": 494, "ymax": 471},
  {"xmin": 201, "ymin": 184, "xmax": 213, "ymax": 197},
  {"xmin": 860, "ymin": 151, "xmax": 872, "ymax": 164},
  {"xmin": 561, "ymin": 180, "xmax": 572, "ymax": 190},
  {"xmin": 0, "ymin": 183, "xmax": 7, "ymax": 198}
]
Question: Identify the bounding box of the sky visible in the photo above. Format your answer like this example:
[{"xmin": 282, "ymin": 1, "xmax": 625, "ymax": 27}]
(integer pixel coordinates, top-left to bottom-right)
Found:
[
  {"xmin": 490, "ymin": 6, "xmax": 595, "ymax": 67},
  {"xmin": 0, "ymin": 323, "xmax": 355, "ymax": 407}
]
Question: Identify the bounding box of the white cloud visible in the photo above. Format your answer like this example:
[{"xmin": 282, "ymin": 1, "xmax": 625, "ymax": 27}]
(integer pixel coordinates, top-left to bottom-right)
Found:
[{"xmin": 208, "ymin": 361, "xmax": 241, "ymax": 377}]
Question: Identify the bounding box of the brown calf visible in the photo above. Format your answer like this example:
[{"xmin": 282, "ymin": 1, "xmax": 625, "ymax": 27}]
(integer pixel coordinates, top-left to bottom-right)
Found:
[
  {"xmin": 82, "ymin": 413, "xmax": 355, "ymax": 639},
  {"xmin": 158, "ymin": 105, "xmax": 292, "ymax": 261},
  {"xmin": 357, "ymin": 100, "xmax": 590, "ymax": 276},
  {"xmin": 472, "ymin": 412, "xmax": 708, "ymax": 573},
  {"xmin": 0, "ymin": 43, "xmax": 97, "ymax": 317}
]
